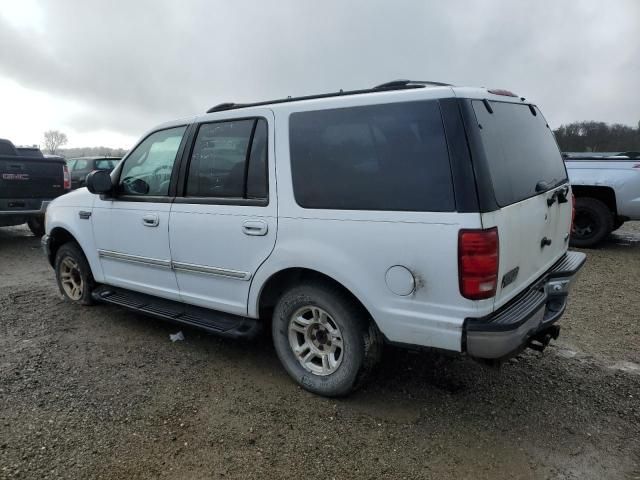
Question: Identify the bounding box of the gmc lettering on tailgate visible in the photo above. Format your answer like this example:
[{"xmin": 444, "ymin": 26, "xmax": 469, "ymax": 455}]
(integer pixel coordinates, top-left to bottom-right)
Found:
[{"xmin": 2, "ymin": 173, "xmax": 30, "ymax": 180}]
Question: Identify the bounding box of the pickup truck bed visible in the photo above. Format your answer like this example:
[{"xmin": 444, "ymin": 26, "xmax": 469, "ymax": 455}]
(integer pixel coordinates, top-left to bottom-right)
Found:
[
  {"xmin": 0, "ymin": 139, "xmax": 69, "ymax": 236},
  {"xmin": 565, "ymin": 155, "xmax": 640, "ymax": 247}
]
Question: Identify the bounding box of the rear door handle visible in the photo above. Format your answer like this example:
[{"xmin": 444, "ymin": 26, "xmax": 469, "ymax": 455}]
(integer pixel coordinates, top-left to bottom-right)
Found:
[
  {"xmin": 242, "ymin": 220, "xmax": 268, "ymax": 236},
  {"xmin": 142, "ymin": 214, "xmax": 159, "ymax": 227}
]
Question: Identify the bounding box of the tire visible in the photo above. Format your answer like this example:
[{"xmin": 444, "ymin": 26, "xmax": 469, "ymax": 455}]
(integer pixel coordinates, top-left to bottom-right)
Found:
[
  {"xmin": 612, "ymin": 218, "xmax": 625, "ymax": 232},
  {"xmin": 54, "ymin": 242, "xmax": 95, "ymax": 305},
  {"xmin": 570, "ymin": 197, "xmax": 614, "ymax": 248},
  {"xmin": 27, "ymin": 216, "xmax": 45, "ymax": 237},
  {"xmin": 272, "ymin": 282, "xmax": 383, "ymax": 397}
]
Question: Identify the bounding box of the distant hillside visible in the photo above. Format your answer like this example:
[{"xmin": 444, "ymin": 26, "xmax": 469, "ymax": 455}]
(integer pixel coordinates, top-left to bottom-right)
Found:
[{"xmin": 57, "ymin": 146, "xmax": 129, "ymax": 159}]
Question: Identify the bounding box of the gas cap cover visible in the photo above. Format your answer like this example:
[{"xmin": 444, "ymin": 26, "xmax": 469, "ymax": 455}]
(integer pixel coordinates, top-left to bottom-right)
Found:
[{"xmin": 385, "ymin": 265, "xmax": 416, "ymax": 296}]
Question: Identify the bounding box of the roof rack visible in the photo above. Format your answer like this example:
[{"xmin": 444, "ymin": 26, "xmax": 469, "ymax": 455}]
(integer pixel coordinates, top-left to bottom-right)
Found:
[
  {"xmin": 373, "ymin": 79, "xmax": 452, "ymax": 89},
  {"xmin": 205, "ymin": 79, "xmax": 452, "ymax": 113}
]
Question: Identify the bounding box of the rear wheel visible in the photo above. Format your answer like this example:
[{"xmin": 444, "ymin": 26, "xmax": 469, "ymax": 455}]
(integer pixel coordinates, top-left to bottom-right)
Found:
[
  {"xmin": 54, "ymin": 242, "xmax": 95, "ymax": 305},
  {"xmin": 272, "ymin": 283, "xmax": 382, "ymax": 397},
  {"xmin": 27, "ymin": 216, "xmax": 45, "ymax": 237},
  {"xmin": 570, "ymin": 197, "xmax": 614, "ymax": 248}
]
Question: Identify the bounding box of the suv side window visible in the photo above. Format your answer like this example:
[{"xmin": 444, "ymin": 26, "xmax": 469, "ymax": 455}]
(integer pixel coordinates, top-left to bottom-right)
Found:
[
  {"xmin": 118, "ymin": 126, "xmax": 186, "ymax": 196},
  {"xmin": 73, "ymin": 159, "xmax": 89, "ymax": 171},
  {"xmin": 185, "ymin": 118, "xmax": 268, "ymax": 200},
  {"xmin": 289, "ymin": 100, "xmax": 454, "ymax": 211}
]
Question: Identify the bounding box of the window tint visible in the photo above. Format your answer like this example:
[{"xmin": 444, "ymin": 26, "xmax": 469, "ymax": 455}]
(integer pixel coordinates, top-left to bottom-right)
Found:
[
  {"xmin": 66, "ymin": 159, "xmax": 76, "ymax": 169},
  {"xmin": 118, "ymin": 126, "xmax": 186, "ymax": 196},
  {"xmin": 289, "ymin": 101, "xmax": 454, "ymax": 211},
  {"xmin": 472, "ymin": 101, "xmax": 568, "ymax": 206},
  {"xmin": 186, "ymin": 118, "xmax": 268, "ymax": 199},
  {"xmin": 246, "ymin": 119, "xmax": 268, "ymax": 198}
]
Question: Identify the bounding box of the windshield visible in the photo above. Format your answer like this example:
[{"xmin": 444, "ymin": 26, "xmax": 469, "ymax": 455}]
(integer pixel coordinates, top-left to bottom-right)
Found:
[
  {"xmin": 472, "ymin": 100, "xmax": 568, "ymax": 206},
  {"xmin": 95, "ymin": 159, "xmax": 118, "ymax": 170}
]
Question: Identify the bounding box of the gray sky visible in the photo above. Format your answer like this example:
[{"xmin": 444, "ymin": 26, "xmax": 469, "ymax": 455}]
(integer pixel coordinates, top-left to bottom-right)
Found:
[{"xmin": 0, "ymin": 0, "xmax": 638, "ymax": 148}]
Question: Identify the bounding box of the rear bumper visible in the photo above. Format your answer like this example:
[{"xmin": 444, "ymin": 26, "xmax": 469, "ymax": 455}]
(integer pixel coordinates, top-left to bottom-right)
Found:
[
  {"xmin": 0, "ymin": 198, "xmax": 52, "ymax": 216},
  {"xmin": 464, "ymin": 251, "xmax": 586, "ymax": 359}
]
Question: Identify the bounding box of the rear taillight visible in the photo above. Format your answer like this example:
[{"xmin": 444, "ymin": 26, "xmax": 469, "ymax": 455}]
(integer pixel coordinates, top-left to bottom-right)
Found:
[
  {"xmin": 63, "ymin": 165, "xmax": 71, "ymax": 190},
  {"xmin": 458, "ymin": 228, "xmax": 499, "ymax": 300}
]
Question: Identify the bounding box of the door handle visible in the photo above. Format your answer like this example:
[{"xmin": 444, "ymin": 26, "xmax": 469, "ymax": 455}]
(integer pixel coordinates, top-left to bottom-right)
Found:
[
  {"xmin": 142, "ymin": 214, "xmax": 159, "ymax": 227},
  {"xmin": 242, "ymin": 220, "xmax": 268, "ymax": 236}
]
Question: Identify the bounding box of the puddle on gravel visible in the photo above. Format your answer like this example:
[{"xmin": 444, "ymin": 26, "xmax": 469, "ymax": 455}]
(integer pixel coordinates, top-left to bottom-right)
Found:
[
  {"xmin": 554, "ymin": 347, "xmax": 640, "ymax": 375},
  {"xmin": 609, "ymin": 361, "xmax": 640, "ymax": 374}
]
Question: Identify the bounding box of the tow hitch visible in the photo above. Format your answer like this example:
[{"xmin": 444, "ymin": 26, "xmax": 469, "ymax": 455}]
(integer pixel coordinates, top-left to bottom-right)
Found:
[{"xmin": 527, "ymin": 325, "xmax": 561, "ymax": 352}]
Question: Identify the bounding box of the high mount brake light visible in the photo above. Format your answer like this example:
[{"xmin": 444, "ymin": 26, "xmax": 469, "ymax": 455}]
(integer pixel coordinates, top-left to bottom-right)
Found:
[
  {"xmin": 487, "ymin": 89, "xmax": 518, "ymax": 97},
  {"xmin": 458, "ymin": 228, "xmax": 499, "ymax": 300}
]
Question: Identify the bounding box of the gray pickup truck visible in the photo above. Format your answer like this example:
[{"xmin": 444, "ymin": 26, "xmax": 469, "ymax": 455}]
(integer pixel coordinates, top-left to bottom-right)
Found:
[
  {"xmin": 566, "ymin": 152, "xmax": 640, "ymax": 247},
  {"xmin": 0, "ymin": 139, "xmax": 70, "ymax": 236}
]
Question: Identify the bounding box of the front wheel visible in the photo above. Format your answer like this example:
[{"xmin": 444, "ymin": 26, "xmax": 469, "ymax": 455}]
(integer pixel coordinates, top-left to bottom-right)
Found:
[
  {"xmin": 27, "ymin": 216, "xmax": 45, "ymax": 237},
  {"xmin": 272, "ymin": 283, "xmax": 382, "ymax": 397},
  {"xmin": 54, "ymin": 242, "xmax": 95, "ymax": 305}
]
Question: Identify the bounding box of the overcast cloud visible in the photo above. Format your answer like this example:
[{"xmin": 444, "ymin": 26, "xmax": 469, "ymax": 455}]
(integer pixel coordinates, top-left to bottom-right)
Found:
[{"xmin": 0, "ymin": 0, "xmax": 638, "ymax": 148}]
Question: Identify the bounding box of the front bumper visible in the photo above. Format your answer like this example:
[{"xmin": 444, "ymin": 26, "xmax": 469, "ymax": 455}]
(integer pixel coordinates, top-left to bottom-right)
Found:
[
  {"xmin": 42, "ymin": 233, "xmax": 52, "ymax": 261},
  {"xmin": 464, "ymin": 251, "xmax": 586, "ymax": 359}
]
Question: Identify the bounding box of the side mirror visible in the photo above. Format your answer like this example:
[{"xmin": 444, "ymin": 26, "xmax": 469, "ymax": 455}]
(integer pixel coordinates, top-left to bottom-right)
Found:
[{"xmin": 86, "ymin": 170, "xmax": 113, "ymax": 195}]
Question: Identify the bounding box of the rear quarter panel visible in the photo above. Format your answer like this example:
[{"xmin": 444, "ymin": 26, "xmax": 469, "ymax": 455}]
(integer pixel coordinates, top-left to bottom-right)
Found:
[{"xmin": 250, "ymin": 95, "xmax": 488, "ymax": 352}]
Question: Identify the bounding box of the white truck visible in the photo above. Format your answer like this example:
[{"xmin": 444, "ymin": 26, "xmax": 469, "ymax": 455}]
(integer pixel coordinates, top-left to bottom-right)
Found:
[
  {"xmin": 565, "ymin": 152, "xmax": 640, "ymax": 247},
  {"xmin": 43, "ymin": 81, "xmax": 586, "ymax": 396}
]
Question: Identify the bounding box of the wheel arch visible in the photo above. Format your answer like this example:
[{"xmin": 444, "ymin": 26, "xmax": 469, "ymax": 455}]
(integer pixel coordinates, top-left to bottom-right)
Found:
[
  {"xmin": 572, "ymin": 185, "xmax": 618, "ymax": 216},
  {"xmin": 254, "ymin": 267, "xmax": 376, "ymax": 327},
  {"xmin": 47, "ymin": 226, "xmax": 79, "ymax": 266},
  {"xmin": 47, "ymin": 226, "xmax": 103, "ymax": 283}
]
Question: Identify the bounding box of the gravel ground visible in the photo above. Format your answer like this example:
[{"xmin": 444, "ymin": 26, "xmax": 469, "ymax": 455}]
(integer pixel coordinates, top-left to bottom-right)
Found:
[{"xmin": 1, "ymin": 224, "xmax": 639, "ymax": 479}]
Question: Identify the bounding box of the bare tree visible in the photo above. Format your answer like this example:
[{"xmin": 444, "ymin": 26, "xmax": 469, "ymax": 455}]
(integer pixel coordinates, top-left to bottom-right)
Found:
[{"xmin": 43, "ymin": 130, "xmax": 68, "ymax": 155}]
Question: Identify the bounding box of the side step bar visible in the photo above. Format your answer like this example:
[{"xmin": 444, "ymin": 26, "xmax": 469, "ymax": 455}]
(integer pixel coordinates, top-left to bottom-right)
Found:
[{"xmin": 92, "ymin": 286, "xmax": 261, "ymax": 340}]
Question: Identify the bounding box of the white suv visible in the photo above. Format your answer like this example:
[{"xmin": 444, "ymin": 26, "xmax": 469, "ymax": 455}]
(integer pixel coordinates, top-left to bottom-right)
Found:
[{"xmin": 43, "ymin": 80, "xmax": 585, "ymax": 396}]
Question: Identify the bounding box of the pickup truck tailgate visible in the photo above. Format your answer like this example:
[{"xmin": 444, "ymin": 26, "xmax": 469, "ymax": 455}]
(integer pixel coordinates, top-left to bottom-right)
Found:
[{"xmin": 0, "ymin": 157, "xmax": 66, "ymax": 199}]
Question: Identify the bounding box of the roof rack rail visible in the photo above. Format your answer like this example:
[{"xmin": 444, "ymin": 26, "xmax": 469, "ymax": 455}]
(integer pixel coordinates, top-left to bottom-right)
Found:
[
  {"xmin": 204, "ymin": 80, "xmax": 451, "ymax": 114},
  {"xmin": 206, "ymin": 102, "xmax": 245, "ymax": 113},
  {"xmin": 373, "ymin": 79, "xmax": 452, "ymax": 89}
]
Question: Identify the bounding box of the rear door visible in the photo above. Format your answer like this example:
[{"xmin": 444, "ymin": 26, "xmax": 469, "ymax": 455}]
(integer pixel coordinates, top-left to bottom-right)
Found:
[
  {"xmin": 169, "ymin": 112, "xmax": 276, "ymax": 316},
  {"xmin": 470, "ymin": 99, "xmax": 572, "ymax": 309}
]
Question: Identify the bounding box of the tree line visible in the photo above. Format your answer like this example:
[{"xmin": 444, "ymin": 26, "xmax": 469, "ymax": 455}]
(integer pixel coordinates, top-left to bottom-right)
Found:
[
  {"xmin": 57, "ymin": 146, "xmax": 129, "ymax": 158},
  {"xmin": 42, "ymin": 129, "xmax": 128, "ymax": 158},
  {"xmin": 553, "ymin": 121, "xmax": 640, "ymax": 153}
]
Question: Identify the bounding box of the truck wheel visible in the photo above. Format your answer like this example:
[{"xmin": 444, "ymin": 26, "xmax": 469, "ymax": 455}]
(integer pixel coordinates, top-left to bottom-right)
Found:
[
  {"xmin": 54, "ymin": 242, "xmax": 95, "ymax": 305},
  {"xmin": 570, "ymin": 197, "xmax": 614, "ymax": 248},
  {"xmin": 272, "ymin": 283, "xmax": 383, "ymax": 397},
  {"xmin": 27, "ymin": 216, "xmax": 45, "ymax": 237}
]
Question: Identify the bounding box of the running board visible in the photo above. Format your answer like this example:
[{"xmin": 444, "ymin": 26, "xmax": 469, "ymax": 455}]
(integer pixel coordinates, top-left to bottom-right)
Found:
[{"xmin": 92, "ymin": 286, "xmax": 261, "ymax": 340}]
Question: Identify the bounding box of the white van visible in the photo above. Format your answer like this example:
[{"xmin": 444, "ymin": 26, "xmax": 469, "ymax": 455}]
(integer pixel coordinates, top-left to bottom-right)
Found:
[{"xmin": 43, "ymin": 80, "xmax": 585, "ymax": 396}]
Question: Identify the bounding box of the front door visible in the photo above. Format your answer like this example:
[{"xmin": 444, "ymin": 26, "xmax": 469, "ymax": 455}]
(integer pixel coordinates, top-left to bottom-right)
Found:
[
  {"xmin": 169, "ymin": 113, "xmax": 277, "ymax": 315},
  {"xmin": 92, "ymin": 126, "xmax": 188, "ymax": 301}
]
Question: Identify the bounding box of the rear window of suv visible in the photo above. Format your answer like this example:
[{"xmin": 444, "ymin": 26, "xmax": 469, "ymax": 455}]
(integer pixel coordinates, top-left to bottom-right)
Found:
[
  {"xmin": 289, "ymin": 100, "xmax": 454, "ymax": 211},
  {"xmin": 472, "ymin": 100, "xmax": 568, "ymax": 207}
]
